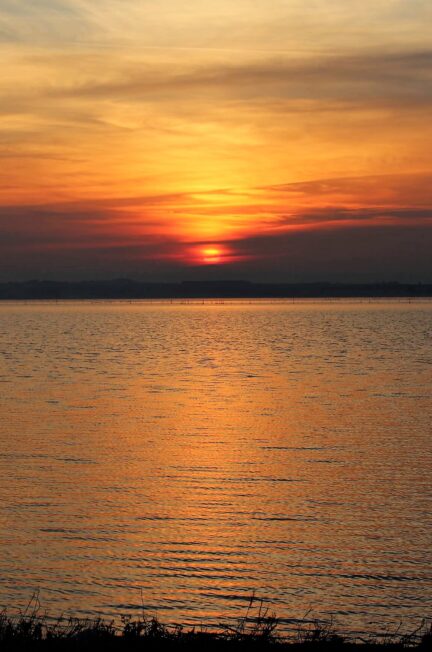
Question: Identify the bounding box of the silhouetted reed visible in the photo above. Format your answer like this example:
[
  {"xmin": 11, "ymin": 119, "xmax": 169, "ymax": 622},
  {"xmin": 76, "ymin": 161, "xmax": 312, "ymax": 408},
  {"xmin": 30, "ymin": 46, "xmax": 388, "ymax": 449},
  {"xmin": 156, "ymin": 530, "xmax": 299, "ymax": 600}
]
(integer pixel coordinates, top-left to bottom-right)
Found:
[{"xmin": 1, "ymin": 592, "xmax": 430, "ymax": 651}]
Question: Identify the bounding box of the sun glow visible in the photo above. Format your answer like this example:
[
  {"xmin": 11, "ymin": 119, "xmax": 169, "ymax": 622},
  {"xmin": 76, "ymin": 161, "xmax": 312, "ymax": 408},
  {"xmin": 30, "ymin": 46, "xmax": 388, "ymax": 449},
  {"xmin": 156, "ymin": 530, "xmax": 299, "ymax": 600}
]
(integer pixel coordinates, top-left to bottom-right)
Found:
[
  {"xmin": 185, "ymin": 245, "xmax": 232, "ymax": 266},
  {"xmin": 202, "ymin": 246, "xmax": 223, "ymax": 264}
]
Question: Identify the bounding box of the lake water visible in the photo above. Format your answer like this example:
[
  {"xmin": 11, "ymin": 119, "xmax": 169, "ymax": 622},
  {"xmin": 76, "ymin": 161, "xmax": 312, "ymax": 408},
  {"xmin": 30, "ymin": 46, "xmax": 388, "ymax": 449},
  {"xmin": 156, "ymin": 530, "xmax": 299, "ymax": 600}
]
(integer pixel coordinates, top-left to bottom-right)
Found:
[{"xmin": 0, "ymin": 300, "xmax": 431, "ymax": 636}]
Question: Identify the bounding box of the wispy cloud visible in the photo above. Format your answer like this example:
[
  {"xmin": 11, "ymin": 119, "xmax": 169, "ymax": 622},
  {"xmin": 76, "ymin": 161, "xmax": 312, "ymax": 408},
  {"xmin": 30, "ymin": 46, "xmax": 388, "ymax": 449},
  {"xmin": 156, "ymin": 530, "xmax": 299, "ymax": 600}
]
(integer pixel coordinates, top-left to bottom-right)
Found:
[
  {"xmin": 2, "ymin": 0, "xmax": 431, "ymax": 52},
  {"xmin": 5, "ymin": 49, "xmax": 431, "ymax": 107}
]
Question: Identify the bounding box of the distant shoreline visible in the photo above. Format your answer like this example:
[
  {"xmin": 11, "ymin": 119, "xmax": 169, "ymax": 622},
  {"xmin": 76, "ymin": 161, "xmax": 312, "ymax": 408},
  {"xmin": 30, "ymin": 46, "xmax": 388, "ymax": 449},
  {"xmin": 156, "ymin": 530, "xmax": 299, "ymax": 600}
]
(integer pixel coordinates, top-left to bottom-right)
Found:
[{"xmin": 1, "ymin": 280, "xmax": 432, "ymax": 301}]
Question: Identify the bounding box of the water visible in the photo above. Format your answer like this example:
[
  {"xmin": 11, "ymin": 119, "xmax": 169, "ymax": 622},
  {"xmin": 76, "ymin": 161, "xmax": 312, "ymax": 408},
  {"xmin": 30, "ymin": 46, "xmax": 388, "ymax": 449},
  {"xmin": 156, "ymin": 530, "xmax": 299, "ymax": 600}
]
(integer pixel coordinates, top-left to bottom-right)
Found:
[{"xmin": 0, "ymin": 300, "xmax": 431, "ymax": 635}]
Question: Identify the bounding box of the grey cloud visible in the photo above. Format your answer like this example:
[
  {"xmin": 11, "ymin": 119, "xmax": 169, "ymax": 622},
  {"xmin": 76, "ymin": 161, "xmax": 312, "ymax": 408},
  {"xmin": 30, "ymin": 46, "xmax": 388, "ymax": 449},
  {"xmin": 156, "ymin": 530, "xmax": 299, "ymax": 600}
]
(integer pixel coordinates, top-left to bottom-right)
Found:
[
  {"xmin": 0, "ymin": 0, "xmax": 91, "ymax": 45},
  {"xmin": 223, "ymin": 222, "xmax": 432, "ymax": 283},
  {"xmin": 0, "ymin": 204, "xmax": 167, "ymax": 248},
  {"xmin": 42, "ymin": 49, "xmax": 432, "ymax": 106},
  {"xmin": 280, "ymin": 207, "xmax": 432, "ymax": 226}
]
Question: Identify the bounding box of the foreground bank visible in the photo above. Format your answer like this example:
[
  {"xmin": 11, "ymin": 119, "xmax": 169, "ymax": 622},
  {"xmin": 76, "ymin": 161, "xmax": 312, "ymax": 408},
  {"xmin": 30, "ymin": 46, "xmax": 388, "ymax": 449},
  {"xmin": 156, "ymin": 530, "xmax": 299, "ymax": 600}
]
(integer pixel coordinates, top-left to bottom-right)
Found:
[{"xmin": 1, "ymin": 606, "xmax": 430, "ymax": 652}]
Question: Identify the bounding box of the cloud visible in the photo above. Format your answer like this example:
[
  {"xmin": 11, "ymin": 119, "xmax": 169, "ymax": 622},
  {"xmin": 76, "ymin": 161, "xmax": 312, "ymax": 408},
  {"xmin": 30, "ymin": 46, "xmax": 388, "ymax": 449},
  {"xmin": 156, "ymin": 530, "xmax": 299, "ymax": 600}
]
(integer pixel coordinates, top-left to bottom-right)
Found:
[
  {"xmin": 226, "ymin": 222, "xmax": 432, "ymax": 282},
  {"xmin": 3, "ymin": 46, "xmax": 432, "ymax": 112},
  {"xmin": 2, "ymin": 0, "xmax": 432, "ymax": 54},
  {"xmin": 27, "ymin": 49, "xmax": 430, "ymax": 108}
]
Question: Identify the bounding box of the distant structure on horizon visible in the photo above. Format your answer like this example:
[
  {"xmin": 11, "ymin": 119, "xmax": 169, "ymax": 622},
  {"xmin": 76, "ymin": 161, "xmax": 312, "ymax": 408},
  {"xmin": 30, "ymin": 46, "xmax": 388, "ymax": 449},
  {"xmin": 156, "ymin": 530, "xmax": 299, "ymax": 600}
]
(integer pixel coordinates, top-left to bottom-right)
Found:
[{"xmin": 0, "ymin": 279, "xmax": 431, "ymax": 300}]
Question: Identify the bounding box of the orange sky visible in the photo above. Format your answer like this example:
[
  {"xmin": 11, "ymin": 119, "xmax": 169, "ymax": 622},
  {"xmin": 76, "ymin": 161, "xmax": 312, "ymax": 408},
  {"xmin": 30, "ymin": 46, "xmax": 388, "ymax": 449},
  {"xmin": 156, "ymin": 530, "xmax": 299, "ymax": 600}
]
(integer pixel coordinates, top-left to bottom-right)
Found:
[{"xmin": 1, "ymin": 1, "xmax": 432, "ymax": 280}]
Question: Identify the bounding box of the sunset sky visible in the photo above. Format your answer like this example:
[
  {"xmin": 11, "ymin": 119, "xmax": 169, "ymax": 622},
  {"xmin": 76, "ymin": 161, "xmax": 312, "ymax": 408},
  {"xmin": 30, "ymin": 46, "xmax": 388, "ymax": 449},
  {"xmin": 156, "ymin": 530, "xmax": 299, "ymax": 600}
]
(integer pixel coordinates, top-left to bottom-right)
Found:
[{"xmin": 1, "ymin": 0, "xmax": 432, "ymax": 281}]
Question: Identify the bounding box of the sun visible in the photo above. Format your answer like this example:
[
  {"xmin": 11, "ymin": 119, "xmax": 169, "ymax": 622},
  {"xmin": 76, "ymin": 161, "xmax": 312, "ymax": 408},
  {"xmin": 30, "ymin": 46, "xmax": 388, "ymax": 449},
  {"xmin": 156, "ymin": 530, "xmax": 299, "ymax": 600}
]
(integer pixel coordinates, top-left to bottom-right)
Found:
[
  {"xmin": 199, "ymin": 245, "xmax": 226, "ymax": 265},
  {"xmin": 185, "ymin": 243, "xmax": 236, "ymax": 266},
  {"xmin": 201, "ymin": 246, "xmax": 223, "ymax": 264}
]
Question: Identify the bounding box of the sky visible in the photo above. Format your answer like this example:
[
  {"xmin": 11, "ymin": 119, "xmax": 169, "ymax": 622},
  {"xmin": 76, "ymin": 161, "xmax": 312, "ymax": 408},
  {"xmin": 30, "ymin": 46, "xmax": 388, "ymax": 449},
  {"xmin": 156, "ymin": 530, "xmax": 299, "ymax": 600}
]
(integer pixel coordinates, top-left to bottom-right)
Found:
[{"xmin": 1, "ymin": 0, "xmax": 432, "ymax": 282}]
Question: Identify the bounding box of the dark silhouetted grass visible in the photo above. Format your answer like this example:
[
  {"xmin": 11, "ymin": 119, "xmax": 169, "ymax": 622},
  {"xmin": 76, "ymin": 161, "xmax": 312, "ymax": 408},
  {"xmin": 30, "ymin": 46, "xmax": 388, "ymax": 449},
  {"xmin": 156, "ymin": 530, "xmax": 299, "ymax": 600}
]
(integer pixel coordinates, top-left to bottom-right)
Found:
[{"xmin": 1, "ymin": 593, "xmax": 430, "ymax": 652}]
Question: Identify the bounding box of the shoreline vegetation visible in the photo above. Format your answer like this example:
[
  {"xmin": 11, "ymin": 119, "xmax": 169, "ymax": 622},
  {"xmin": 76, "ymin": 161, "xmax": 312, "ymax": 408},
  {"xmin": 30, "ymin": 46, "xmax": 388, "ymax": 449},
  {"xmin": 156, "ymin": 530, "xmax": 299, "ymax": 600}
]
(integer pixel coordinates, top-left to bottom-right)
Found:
[
  {"xmin": 1, "ymin": 596, "xmax": 431, "ymax": 651},
  {"xmin": 1, "ymin": 280, "xmax": 432, "ymax": 301}
]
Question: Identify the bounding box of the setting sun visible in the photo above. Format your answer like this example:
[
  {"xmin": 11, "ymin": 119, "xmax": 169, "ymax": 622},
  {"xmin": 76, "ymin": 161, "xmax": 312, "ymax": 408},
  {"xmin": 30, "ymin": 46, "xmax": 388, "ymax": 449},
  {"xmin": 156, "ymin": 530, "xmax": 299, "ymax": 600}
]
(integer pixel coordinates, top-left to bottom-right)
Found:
[
  {"xmin": 202, "ymin": 246, "xmax": 223, "ymax": 264},
  {"xmin": 184, "ymin": 243, "xmax": 245, "ymax": 266}
]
